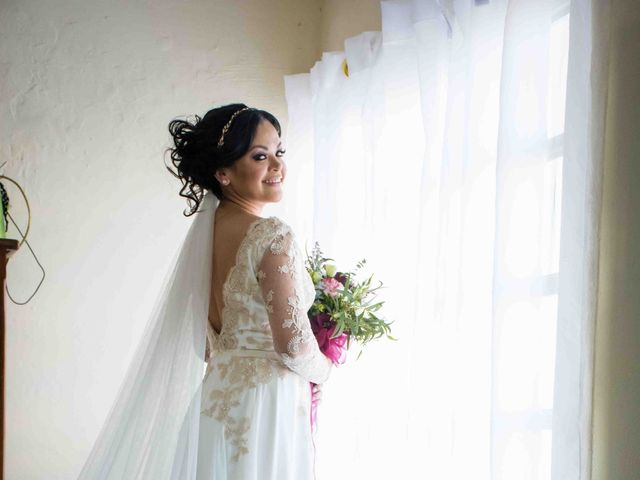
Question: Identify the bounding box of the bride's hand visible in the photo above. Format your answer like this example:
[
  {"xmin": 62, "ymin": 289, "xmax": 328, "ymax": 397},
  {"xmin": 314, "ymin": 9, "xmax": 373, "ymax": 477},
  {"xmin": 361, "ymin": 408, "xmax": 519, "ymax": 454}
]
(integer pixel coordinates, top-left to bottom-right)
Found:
[{"xmin": 311, "ymin": 383, "xmax": 323, "ymax": 404}]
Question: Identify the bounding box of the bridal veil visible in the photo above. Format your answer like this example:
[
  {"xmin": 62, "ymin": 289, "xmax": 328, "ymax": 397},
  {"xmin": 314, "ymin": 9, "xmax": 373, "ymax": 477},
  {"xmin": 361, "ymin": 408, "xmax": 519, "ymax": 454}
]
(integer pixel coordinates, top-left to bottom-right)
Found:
[{"xmin": 78, "ymin": 191, "xmax": 219, "ymax": 479}]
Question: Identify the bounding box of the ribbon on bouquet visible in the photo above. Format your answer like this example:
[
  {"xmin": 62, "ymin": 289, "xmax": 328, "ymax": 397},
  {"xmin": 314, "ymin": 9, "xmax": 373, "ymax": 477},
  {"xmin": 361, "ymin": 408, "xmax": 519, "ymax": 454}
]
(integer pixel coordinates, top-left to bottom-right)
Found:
[{"xmin": 309, "ymin": 317, "xmax": 349, "ymax": 433}]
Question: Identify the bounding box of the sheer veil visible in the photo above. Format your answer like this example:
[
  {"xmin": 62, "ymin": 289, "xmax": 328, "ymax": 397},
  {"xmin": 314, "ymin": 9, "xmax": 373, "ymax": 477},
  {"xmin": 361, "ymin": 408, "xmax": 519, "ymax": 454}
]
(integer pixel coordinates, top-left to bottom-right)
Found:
[{"xmin": 78, "ymin": 191, "xmax": 219, "ymax": 480}]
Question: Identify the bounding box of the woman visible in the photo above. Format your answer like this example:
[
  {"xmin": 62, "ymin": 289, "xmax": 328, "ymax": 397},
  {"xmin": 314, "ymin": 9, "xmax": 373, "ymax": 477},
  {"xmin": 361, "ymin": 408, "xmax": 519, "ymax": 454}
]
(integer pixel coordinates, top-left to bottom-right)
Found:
[{"xmin": 77, "ymin": 104, "xmax": 331, "ymax": 480}]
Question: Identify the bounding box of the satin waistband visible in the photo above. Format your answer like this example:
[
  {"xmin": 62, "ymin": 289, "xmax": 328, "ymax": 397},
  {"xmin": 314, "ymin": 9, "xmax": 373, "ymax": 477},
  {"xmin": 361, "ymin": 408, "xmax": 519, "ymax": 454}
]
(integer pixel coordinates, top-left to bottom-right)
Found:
[{"xmin": 212, "ymin": 349, "xmax": 280, "ymax": 360}]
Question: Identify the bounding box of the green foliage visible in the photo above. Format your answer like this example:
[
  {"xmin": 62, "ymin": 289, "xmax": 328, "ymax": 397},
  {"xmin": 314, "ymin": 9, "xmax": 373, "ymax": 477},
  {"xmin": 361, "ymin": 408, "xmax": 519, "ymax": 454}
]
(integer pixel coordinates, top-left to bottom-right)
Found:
[{"xmin": 305, "ymin": 242, "xmax": 397, "ymax": 354}]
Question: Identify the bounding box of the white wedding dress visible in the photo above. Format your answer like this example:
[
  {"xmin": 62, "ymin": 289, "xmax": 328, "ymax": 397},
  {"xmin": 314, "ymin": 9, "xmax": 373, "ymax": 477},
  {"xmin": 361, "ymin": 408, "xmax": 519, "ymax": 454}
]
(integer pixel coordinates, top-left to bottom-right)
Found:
[
  {"xmin": 197, "ymin": 213, "xmax": 332, "ymax": 479},
  {"xmin": 77, "ymin": 191, "xmax": 332, "ymax": 480}
]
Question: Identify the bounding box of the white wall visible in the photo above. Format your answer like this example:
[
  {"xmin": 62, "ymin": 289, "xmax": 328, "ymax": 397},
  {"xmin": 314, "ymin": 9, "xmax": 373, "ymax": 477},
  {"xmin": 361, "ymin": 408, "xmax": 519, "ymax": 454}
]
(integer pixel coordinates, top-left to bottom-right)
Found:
[{"xmin": 0, "ymin": 1, "xmax": 322, "ymax": 478}]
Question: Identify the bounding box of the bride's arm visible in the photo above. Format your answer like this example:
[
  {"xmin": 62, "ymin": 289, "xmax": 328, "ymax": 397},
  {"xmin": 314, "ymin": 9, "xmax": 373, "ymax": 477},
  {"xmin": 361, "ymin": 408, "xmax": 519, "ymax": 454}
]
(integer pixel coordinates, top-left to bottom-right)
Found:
[{"xmin": 257, "ymin": 228, "xmax": 332, "ymax": 384}]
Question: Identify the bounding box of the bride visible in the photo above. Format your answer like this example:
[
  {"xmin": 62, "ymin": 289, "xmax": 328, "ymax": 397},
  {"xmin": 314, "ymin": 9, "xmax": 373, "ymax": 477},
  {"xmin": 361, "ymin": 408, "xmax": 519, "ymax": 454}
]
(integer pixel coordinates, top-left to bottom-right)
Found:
[{"xmin": 78, "ymin": 104, "xmax": 332, "ymax": 479}]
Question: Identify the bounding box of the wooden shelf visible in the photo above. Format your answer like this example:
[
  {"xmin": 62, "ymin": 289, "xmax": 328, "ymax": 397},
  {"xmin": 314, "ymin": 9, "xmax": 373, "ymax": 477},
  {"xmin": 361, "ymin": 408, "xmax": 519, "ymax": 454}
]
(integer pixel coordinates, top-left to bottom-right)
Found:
[{"xmin": 0, "ymin": 238, "xmax": 20, "ymax": 480}]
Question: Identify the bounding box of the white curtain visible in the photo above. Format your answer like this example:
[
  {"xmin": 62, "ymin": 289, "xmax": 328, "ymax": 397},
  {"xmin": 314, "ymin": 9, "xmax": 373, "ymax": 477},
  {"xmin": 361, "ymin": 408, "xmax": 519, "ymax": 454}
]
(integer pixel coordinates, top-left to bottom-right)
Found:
[
  {"xmin": 284, "ymin": 0, "xmax": 609, "ymax": 479},
  {"xmin": 552, "ymin": 0, "xmax": 610, "ymax": 479}
]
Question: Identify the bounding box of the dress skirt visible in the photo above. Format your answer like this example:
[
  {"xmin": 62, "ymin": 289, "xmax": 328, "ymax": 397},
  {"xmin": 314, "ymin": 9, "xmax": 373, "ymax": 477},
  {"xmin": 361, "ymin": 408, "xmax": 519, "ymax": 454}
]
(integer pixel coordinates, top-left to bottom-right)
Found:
[{"xmin": 196, "ymin": 349, "xmax": 317, "ymax": 480}]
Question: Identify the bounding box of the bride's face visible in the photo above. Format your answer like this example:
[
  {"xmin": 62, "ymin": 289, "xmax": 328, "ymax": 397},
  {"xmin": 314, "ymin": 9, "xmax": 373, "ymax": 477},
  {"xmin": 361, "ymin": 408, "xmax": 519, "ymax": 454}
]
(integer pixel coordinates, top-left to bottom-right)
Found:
[{"xmin": 216, "ymin": 119, "xmax": 287, "ymax": 207}]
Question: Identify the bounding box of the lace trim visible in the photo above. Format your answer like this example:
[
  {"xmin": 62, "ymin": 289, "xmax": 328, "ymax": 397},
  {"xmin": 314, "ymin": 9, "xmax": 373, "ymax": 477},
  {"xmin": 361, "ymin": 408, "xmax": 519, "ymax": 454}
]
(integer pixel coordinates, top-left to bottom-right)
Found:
[
  {"xmin": 258, "ymin": 226, "xmax": 331, "ymax": 384},
  {"xmin": 264, "ymin": 231, "xmax": 315, "ymax": 356},
  {"xmin": 202, "ymin": 217, "xmax": 322, "ymax": 462},
  {"xmin": 201, "ymin": 357, "xmax": 289, "ymax": 462},
  {"xmin": 208, "ymin": 216, "xmax": 275, "ymax": 352}
]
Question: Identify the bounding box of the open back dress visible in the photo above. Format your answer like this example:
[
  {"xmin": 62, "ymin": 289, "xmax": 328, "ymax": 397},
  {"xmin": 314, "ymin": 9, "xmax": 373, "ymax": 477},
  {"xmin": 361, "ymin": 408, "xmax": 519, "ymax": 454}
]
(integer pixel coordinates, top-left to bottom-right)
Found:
[{"xmin": 196, "ymin": 215, "xmax": 332, "ymax": 479}]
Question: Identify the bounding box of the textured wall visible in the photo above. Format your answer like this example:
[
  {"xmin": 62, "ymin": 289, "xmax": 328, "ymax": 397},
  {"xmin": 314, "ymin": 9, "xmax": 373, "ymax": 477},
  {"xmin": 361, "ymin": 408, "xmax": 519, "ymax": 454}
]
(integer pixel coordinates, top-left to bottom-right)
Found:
[
  {"xmin": 0, "ymin": 0, "xmax": 321, "ymax": 478},
  {"xmin": 319, "ymin": 0, "xmax": 382, "ymax": 52}
]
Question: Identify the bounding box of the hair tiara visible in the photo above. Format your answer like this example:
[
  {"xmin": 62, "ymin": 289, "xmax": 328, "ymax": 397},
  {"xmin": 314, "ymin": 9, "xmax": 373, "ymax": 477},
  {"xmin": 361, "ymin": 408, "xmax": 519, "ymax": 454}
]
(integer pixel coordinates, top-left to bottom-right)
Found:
[{"xmin": 217, "ymin": 107, "xmax": 253, "ymax": 148}]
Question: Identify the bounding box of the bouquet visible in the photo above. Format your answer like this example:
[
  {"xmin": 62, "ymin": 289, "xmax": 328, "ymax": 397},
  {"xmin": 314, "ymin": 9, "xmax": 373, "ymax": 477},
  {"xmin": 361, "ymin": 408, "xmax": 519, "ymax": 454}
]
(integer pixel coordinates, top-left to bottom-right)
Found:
[{"xmin": 305, "ymin": 242, "xmax": 395, "ymax": 430}]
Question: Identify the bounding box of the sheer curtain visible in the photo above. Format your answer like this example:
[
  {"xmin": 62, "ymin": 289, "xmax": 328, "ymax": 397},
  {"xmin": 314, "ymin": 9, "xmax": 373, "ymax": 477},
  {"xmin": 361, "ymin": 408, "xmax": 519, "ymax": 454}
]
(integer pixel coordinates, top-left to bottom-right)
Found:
[{"xmin": 284, "ymin": 0, "xmax": 607, "ymax": 479}]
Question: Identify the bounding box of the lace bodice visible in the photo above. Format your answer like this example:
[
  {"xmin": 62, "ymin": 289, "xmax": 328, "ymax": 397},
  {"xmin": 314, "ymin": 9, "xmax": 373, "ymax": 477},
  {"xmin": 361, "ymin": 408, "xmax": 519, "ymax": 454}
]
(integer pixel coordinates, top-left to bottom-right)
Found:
[{"xmin": 205, "ymin": 216, "xmax": 332, "ymax": 385}]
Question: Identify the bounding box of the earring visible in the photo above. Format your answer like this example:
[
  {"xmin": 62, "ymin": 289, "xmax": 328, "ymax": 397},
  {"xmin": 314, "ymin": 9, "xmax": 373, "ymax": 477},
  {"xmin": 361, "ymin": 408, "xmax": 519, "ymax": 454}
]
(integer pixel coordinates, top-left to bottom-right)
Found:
[{"xmin": 222, "ymin": 179, "xmax": 229, "ymax": 185}]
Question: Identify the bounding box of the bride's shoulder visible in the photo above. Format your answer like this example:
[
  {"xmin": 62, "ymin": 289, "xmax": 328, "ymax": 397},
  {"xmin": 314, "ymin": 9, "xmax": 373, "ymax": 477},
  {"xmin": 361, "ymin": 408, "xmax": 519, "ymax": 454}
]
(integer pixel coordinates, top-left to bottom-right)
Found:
[
  {"xmin": 250, "ymin": 216, "xmax": 298, "ymax": 259},
  {"xmin": 252, "ymin": 216, "xmax": 294, "ymax": 241}
]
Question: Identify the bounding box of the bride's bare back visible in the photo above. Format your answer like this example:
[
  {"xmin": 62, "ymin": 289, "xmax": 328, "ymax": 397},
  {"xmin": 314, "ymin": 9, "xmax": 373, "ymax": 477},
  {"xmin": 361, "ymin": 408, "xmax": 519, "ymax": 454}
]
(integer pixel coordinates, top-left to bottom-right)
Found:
[{"xmin": 208, "ymin": 206, "xmax": 262, "ymax": 335}]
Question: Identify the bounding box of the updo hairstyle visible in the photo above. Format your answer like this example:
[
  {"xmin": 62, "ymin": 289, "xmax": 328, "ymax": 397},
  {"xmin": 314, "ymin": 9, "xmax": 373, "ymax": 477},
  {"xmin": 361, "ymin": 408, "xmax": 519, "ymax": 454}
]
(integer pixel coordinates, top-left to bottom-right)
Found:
[{"xmin": 165, "ymin": 103, "xmax": 282, "ymax": 216}]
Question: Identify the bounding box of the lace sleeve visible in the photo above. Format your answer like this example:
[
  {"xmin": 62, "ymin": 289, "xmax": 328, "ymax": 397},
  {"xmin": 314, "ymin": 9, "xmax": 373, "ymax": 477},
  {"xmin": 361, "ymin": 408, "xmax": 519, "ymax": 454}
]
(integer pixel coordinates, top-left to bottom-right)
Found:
[{"xmin": 257, "ymin": 228, "xmax": 332, "ymax": 384}]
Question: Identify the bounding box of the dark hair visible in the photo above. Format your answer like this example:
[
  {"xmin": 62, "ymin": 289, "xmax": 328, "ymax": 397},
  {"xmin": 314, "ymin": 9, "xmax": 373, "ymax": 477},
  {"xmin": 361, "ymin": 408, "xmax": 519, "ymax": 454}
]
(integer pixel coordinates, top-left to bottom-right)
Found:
[{"xmin": 165, "ymin": 103, "xmax": 282, "ymax": 216}]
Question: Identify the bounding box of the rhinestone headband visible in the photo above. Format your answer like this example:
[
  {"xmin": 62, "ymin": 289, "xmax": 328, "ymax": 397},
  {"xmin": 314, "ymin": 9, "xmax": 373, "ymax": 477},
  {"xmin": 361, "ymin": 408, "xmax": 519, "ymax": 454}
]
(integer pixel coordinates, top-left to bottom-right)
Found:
[{"xmin": 217, "ymin": 107, "xmax": 252, "ymax": 148}]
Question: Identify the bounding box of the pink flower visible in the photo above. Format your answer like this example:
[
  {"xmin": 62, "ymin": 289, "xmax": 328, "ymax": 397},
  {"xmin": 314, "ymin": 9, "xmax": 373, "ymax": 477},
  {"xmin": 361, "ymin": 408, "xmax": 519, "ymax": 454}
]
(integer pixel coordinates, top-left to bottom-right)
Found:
[
  {"xmin": 321, "ymin": 277, "xmax": 343, "ymax": 297},
  {"xmin": 313, "ymin": 325, "xmax": 348, "ymax": 365}
]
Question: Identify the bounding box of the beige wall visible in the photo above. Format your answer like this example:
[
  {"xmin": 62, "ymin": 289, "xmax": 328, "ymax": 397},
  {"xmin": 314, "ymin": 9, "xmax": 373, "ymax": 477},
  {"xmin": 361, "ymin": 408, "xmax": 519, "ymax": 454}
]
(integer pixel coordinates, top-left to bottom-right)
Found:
[
  {"xmin": 592, "ymin": 0, "xmax": 640, "ymax": 479},
  {"xmin": 319, "ymin": 0, "xmax": 382, "ymax": 52},
  {"xmin": 0, "ymin": 1, "xmax": 323, "ymax": 478}
]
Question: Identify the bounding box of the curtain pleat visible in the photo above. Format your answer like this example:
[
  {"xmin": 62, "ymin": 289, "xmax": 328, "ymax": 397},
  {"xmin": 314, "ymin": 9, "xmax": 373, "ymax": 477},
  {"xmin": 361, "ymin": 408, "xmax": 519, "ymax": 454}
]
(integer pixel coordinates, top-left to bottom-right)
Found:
[{"xmin": 284, "ymin": 1, "xmax": 605, "ymax": 479}]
